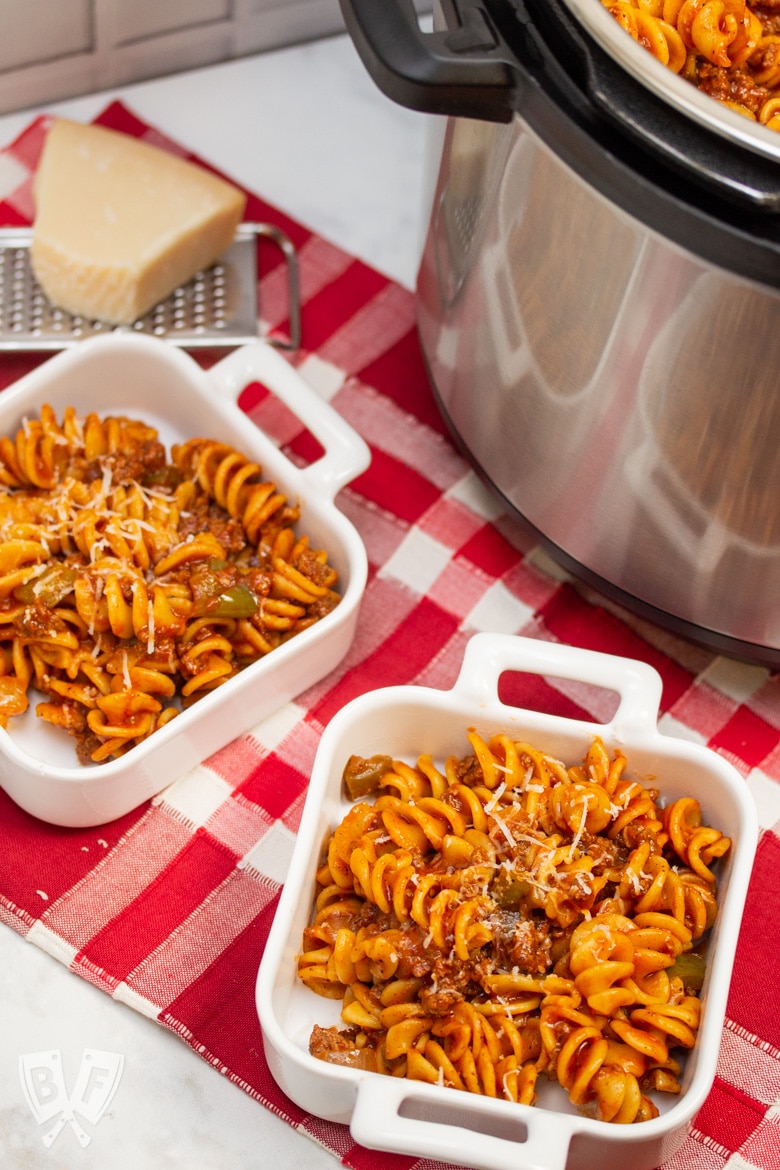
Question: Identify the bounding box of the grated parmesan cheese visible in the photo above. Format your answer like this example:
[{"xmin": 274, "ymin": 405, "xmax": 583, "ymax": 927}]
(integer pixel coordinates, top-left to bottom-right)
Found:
[
  {"xmin": 490, "ymin": 808, "xmax": 516, "ymax": 849},
  {"xmin": 147, "ymin": 599, "xmax": 155, "ymax": 654},
  {"xmin": 567, "ymin": 801, "xmax": 589, "ymax": 862},
  {"xmin": 484, "ymin": 781, "xmax": 507, "ymax": 814},
  {"xmin": 100, "ymin": 464, "xmax": 113, "ymax": 499}
]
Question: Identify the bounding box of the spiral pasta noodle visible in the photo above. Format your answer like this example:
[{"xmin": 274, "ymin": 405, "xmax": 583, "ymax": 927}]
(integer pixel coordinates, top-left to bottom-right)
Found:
[
  {"xmin": 0, "ymin": 405, "xmax": 341, "ymax": 763},
  {"xmin": 298, "ymin": 732, "xmax": 730, "ymax": 1124},
  {"xmin": 602, "ymin": 0, "xmax": 780, "ymax": 129}
]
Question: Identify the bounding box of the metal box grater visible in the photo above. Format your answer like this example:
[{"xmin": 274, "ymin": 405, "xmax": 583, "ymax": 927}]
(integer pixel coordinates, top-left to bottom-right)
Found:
[{"xmin": 0, "ymin": 222, "xmax": 300, "ymax": 351}]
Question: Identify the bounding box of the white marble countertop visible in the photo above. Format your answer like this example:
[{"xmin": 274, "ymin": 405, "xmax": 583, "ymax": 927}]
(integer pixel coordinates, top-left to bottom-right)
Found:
[{"xmin": 0, "ymin": 31, "xmax": 439, "ymax": 1170}]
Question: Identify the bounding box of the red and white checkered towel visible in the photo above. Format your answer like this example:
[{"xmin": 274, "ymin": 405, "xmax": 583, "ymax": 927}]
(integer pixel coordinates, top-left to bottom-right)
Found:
[{"xmin": 0, "ymin": 102, "xmax": 779, "ymax": 1170}]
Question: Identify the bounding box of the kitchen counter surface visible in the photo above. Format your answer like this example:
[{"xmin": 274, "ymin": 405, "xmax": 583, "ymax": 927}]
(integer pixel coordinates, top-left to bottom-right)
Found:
[{"xmin": 0, "ymin": 31, "xmax": 435, "ymax": 1170}]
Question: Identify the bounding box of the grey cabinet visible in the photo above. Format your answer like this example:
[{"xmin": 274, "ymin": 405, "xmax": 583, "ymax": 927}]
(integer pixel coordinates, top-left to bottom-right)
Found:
[{"xmin": 0, "ymin": 0, "xmax": 356, "ymax": 114}]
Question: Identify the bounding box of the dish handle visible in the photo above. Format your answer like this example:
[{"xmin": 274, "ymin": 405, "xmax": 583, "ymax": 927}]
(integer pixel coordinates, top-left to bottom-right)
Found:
[
  {"xmin": 452, "ymin": 632, "xmax": 664, "ymax": 737},
  {"xmin": 350, "ymin": 1075, "xmax": 574, "ymax": 1170},
  {"xmin": 206, "ymin": 342, "xmax": 371, "ymax": 499}
]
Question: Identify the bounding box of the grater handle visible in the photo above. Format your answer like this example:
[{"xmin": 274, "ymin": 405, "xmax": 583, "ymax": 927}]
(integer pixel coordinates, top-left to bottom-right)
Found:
[
  {"xmin": 207, "ymin": 342, "xmax": 371, "ymax": 499},
  {"xmin": 251, "ymin": 223, "xmax": 301, "ymax": 351}
]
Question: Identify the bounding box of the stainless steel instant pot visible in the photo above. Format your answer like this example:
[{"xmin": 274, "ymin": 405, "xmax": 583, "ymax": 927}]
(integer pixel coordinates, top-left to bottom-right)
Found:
[{"xmin": 340, "ymin": 0, "xmax": 780, "ymax": 666}]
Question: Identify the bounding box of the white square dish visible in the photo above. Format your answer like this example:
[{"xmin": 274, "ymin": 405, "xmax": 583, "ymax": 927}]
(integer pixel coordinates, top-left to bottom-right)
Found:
[
  {"xmin": 257, "ymin": 632, "xmax": 758, "ymax": 1170},
  {"xmin": 0, "ymin": 333, "xmax": 370, "ymax": 827}
]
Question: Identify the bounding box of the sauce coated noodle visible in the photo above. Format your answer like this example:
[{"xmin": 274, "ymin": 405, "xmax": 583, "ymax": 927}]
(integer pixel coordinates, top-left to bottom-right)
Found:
[
  {"xmin": 299, "ymin": 731, "xmax": 730, "ymax": 1124},
  {"xmin": 602, "ymin": 0, "xmax": 780, "ymax": 129},
  {"xmin": 0, "ymin": 405, "xmax": 340, "ymax": 763}
]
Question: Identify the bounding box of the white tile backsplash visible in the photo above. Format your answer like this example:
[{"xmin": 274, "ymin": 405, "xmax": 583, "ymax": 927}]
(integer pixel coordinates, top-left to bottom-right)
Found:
[{"xmin": 0, "ymin": 0, "xmax": 412, "ymax": 115}]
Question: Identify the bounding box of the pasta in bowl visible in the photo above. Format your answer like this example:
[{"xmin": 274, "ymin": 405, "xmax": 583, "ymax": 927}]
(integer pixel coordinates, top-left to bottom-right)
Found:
[
  {"xmin": 0, "ymin": 334, "xmax": 369, "ymax": 826},
  {"xmin": 0, "ymin": 405, "xmax": 342, "ymax": 765},
  {"xmin": 257, "ymin": 633, "xmax": 757, "ymax": 1170},
  {"xmin": 300, "ymin": 732, "xmax": 729, "ymax": 1125}
]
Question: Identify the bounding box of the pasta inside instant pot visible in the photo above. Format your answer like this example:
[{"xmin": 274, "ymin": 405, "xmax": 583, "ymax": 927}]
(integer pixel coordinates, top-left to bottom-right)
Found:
[{"xmin": 602, "ymin": 0, "xmax": 780, "ymax": 129}]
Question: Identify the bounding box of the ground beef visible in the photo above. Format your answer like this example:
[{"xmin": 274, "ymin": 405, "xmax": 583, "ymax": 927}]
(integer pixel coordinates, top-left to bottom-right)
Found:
[
  {"xmin": 490, "ymin": 911, "xmax": 553, "ymax": 975},
  {"xmin": 309, "ymin": 1024, "xmax": 359, "ymax": 1058},
  {"xmin": 16, "ymin": 602, "xmax": 67, "ymax": 639},
  {"xmin": 176, "ymin": 496, "xmax": 248, "ymax": 555},
  {"xmin": 75, "ymin": 731, "xmax": 105, "ymax": 766},
  {"xmin": 83, "ymin": 439, "xmax": 169, "ymax": 485},
  {"xmin": 696, "ymin": 63, "xmax": 770, "ymax": 117},
  {"xmin": 419, "ymin": 986, "xmax": 465, "ymax": 1015}
]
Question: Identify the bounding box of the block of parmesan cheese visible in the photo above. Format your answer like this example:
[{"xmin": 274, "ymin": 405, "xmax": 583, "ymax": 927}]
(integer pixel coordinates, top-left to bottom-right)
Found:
[{"xmin": 30, "ymin": 118, "xmax": 247, "ymax": 325}]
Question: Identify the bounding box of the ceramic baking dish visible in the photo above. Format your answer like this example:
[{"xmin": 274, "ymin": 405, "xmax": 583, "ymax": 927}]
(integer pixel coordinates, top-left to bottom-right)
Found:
[
  {"xmin": 0, "ymin": 333, "xmax": 370, "ymax": 827},
  {"xmin": 257, "ymin": 632, "xmax": 758, "ymax": 1170}
]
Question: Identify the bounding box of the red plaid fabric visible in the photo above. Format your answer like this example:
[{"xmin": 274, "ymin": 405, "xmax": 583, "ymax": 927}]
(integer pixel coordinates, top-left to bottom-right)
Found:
[{"xmin": 1, "ymin": 102, "xmax": 779, "ymax": 1170}]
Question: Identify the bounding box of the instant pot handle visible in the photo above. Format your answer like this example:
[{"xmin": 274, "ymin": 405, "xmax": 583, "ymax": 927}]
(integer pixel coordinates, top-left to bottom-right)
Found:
[{"xmin": 338, "ymin": 0, "xmax": 524, "ymax": 121}]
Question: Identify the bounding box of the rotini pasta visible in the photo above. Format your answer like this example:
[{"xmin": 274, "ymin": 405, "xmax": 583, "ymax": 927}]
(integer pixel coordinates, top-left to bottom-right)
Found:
[
  {"xmin": 0, "ymin": 405, "xmax": 341, "ymax": 763},
  {"xmin": 601, "ymin": 0, "xmax": 780, "ymax": 129},
  {"xmin": 298, "ymin": 731, "xmax": 730, "ymax": 1124}
]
